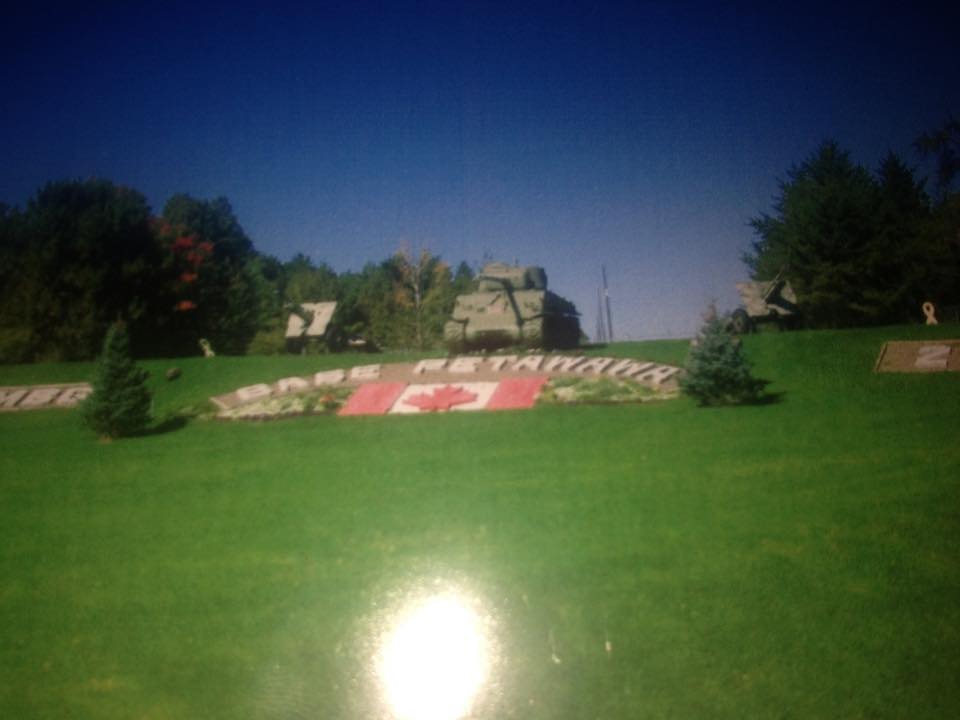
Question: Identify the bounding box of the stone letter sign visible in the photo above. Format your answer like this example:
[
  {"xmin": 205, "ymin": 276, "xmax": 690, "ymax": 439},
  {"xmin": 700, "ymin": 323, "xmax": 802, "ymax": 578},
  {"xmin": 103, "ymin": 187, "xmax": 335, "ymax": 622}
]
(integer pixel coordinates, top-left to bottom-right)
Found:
[
  {"xmin": 874, "ymin": 340, "xmax": 960, "ymax": 373},
  {"xmin": 211, "ymin": 354, "xmax": 683, "ymax": 418},
  {"xmin": 0, "ymin": 383, "xmax": 92, "ymax": 411}
]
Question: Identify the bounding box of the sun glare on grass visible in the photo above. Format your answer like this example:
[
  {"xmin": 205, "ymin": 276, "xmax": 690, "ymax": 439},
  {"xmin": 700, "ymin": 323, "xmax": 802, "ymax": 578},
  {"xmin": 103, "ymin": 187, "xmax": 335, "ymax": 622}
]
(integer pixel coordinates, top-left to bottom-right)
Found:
[{"xmin": 377, "ymin": 591, "xmax": 491, "ymax": 720}]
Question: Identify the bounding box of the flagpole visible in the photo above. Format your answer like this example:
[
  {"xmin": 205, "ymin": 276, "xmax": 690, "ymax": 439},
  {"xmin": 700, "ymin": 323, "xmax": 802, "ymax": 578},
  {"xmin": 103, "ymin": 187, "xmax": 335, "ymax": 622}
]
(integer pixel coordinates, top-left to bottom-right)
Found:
[
  {"xmin": 602, "ymin": 264, "xmax": 614, "ymax": 342},
  {"xmin": 596, "ymin": 287, "xmax": 607, "ymax": 343}
]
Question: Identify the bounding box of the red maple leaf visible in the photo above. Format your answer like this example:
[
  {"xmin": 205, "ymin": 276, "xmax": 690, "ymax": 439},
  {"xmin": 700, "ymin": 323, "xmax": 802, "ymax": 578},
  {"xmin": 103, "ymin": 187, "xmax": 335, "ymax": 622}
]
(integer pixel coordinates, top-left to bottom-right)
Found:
[{"xmin": 404, "ymin": 385, "xmax": 478, "ymax": 412}]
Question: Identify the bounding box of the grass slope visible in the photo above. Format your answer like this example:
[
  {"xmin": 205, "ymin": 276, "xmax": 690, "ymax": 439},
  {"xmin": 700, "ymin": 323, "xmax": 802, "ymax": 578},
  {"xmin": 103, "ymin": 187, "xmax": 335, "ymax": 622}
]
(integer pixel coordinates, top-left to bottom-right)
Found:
[{"xmin": 1, "ymin": 326, "xmax": 958, "ymax": 719}]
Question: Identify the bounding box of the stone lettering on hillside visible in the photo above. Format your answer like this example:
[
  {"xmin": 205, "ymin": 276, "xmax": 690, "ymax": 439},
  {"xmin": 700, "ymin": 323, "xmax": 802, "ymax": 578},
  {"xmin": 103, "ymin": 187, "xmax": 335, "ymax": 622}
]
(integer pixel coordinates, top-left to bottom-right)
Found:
[
  {"xmin": 0, "ymin": 388, "xmax": 28, "ymax": 408},
  {"xmin": 513, "ymin": 355, "xmax": 544, "ymax": 372},
  {"xmin": 275, "ymin": 376, "xmax": 311, "ymax": 394},
  {"xmin": 350, "ymin": 364, "xmax": 381, "ymax": 381},
  {"xmin": 413, "ymin": 359, "xmax": 447, "ymax": 374},
  {"xmin": 0, "ymin": 383, "xmax": 92, "ymax": 411},
  {"xmin": 210, "ymin": 355, "xmax": 683, "ymax": 412},
  {"xmin": 448, "ymin": 357, "xmax": 482, "ymax": 373},
  {"xmin": 236, "ymin": 384, "xmax": 272, "ymax": 403},
  {"xmin": 543, "ymin": 355, "xmax": 583, "ymax": 372},
  {"xmin": 313, "ymin": 369, "xmax": 345, "ymax": 385}
]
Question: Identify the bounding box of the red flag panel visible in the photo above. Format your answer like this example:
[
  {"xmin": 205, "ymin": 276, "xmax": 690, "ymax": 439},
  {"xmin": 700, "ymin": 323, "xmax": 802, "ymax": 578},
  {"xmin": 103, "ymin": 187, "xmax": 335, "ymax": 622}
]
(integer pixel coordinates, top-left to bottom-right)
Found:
[
  {"xmin": 486, "ymin": 376, "xmax": 548, "ymax": 410},
  {"xmin": 338, "ymin": 382, "xmax": 407, "ymax": 416}
]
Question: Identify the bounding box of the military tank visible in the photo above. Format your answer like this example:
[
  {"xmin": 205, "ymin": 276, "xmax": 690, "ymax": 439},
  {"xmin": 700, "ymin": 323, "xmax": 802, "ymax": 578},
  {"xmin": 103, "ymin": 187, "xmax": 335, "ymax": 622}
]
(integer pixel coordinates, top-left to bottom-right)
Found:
[{"xmin": 444, "ymin": 262, "xmax": 581, "ymax": 352}]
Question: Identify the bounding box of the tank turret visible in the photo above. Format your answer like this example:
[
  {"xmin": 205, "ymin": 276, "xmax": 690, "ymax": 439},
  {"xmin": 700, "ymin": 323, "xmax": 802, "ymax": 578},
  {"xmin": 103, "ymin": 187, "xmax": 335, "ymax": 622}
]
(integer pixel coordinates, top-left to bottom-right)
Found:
[{"xmin": 444, "ymin": 262, "xmax": 580, "ymax": 352}]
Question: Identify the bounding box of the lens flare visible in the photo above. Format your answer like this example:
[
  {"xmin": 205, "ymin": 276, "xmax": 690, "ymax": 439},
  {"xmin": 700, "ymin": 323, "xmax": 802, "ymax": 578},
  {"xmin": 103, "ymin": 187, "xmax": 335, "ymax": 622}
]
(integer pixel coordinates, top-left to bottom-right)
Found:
[{"xmin": 377, "ymin": 592, "xmax": 489, "ymax": 720}]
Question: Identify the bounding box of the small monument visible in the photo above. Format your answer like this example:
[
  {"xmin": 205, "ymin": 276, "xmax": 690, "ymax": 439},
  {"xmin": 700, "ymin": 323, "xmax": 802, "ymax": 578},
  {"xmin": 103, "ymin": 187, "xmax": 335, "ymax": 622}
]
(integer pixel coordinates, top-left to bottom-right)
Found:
[
  {"xmin": 875, "ymin": 340, "xmax": 960, "ymax": 373},
  {"xmin": 285, "ymin": 301, "xmax": 337, "ymax": 353}
]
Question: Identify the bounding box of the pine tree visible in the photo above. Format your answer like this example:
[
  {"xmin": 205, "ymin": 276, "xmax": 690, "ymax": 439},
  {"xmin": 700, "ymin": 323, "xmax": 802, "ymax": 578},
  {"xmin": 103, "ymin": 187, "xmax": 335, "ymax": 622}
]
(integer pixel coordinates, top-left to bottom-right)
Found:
[
  {"xmin": 744, "ymin": 141, "xmax": 879, "ymax": 327},
  {"xmin": 80, "ymin": 323, "xmax": 152, "ymax": 438},
  {"xmin": 680, "ymin": 308, "xmax": 766, "ymax": 406}
]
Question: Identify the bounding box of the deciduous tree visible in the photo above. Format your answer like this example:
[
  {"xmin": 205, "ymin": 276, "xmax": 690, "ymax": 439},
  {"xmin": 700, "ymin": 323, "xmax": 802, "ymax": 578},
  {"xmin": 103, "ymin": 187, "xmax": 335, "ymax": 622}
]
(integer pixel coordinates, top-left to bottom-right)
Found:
[
  {"xmin": 158, "ymin": 195, "xmax": 261, "ymax": 355},
  {"xmin": 391, "ymin": 246, "xmax": 455, "ymax": 350}
]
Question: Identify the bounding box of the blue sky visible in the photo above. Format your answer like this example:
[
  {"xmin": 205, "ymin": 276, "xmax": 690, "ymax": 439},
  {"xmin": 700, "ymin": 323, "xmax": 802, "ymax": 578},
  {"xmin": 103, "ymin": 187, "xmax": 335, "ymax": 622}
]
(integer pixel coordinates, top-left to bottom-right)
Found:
[{"xmin": 2, "ymin": 2, "xmax": 957, "ymax": 339}]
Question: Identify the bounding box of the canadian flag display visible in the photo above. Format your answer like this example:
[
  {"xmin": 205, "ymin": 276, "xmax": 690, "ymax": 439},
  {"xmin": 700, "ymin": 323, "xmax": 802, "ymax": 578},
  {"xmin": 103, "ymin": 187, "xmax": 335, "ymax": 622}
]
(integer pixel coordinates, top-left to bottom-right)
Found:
[{"xmin": 339, "ymin": 377, "xmax": 548, "ymax": 416}]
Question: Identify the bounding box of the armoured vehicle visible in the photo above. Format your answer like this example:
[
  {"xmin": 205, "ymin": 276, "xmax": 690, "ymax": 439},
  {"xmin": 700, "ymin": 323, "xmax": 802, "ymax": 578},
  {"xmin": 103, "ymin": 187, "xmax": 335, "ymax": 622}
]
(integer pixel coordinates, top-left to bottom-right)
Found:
[
  {"xmin": 444, "ymin": 262, "xmax": 580, "ymax": 352},
  {"xmin": 731, "ymin": 274, "xmax": 799, "ymax": 333}
]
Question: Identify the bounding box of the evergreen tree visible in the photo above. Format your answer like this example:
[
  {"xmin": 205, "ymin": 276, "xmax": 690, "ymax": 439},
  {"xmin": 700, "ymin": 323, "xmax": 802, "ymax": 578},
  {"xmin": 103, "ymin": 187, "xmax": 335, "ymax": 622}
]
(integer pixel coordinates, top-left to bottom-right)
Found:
[
  {"xmin": 916, "ymin": 118, "xmax": 960, "ymax": 313},
  {"xmin": 681, "ymin": 308, "xmax": 766, "ymax": 406},
  {"xmin": 863, "ymin": 153, "xmax": 933, "ymax": 322},
  {"xmin": 80, "ymin": 323, "xmax": 152, "ymax": 438},
  {"xmin": 915, "ymin": 116, "xmax": 960, "ymax": 195},
  {"xmin": 0, "ymin": 179, "xmax": 162, "ymax": 361},
  {"xmin": 743, "ymin": 141, "xmax": 957, "ymax": 328},
  {"xmin": 745, "ymin": 141, "xmax": 879, "ymax": 327}
]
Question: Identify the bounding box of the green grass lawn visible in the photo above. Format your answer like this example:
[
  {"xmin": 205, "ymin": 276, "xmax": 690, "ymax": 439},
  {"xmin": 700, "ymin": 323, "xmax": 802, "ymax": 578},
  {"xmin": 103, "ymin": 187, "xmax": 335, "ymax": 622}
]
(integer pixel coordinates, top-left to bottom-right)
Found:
[{"xmin": 1, "ymin": 326, "xmax": 959, "ymax": 719}]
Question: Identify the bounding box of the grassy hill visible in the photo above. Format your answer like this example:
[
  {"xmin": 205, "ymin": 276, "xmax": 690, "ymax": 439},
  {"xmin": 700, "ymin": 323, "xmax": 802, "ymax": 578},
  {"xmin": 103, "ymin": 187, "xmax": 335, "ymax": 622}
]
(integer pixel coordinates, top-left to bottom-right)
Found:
[{"xmin": 1, "ymin": 325, "xmax": 958, "ymax": 719}]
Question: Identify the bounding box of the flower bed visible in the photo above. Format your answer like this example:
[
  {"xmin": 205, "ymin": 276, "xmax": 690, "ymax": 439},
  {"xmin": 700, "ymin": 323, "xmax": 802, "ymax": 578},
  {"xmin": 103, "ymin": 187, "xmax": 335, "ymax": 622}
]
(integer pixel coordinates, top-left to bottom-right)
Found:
[
  {"xmin": 216, "ymin": 386, "xmax": 353, "ymax": 420},
  {"xmin": 537, "ymin": 376, "xmax": 674, "ymax": 405}
]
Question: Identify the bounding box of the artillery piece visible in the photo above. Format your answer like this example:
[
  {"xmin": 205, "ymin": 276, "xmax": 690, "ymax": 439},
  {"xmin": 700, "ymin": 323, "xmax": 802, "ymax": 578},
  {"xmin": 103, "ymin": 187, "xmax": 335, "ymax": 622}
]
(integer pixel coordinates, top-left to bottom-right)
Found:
[
  {"xmin": 444, "ymin": 262, "xmax": 580, "ymax": 352},
  {"xmin": 730, "ymin": 272, "xmax": 799, "ymax": 333}
]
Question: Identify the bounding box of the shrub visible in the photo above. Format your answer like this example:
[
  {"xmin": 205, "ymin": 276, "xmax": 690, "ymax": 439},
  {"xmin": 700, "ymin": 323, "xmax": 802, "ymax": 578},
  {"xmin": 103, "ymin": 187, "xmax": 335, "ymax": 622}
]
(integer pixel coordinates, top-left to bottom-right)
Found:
[
  {"xmin": 680, "ymin": 308, "xmax": 767, "ymax": 406},
  {"xmin": 0, "ymin": 326, "xmax": 35, "ymax": 363},
  {"xmin": 539, "ymin": 376, "xmax": 657, "ymax": 404},
  {"xmin": 80, "ymin": 323, "xmax": 152, "ymax": 438},
  {"xmin": 246, "ymin": 325, "xmax": 287, "ymax": 355}
]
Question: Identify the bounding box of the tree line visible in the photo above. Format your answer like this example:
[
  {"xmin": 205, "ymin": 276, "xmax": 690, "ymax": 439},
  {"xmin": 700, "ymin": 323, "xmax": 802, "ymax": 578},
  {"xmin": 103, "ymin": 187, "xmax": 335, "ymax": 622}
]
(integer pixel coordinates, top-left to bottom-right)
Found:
[
  {"xmin": 3, "ymin": 118, "xmax": 956, "ymax": 362},
  {"xmin": 744, "ymin": 118, "xmax": 960, "ymax": 328},
  {"xmin": 0, "ymin": 180, "xmax": 475, "ymax": 362}
]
